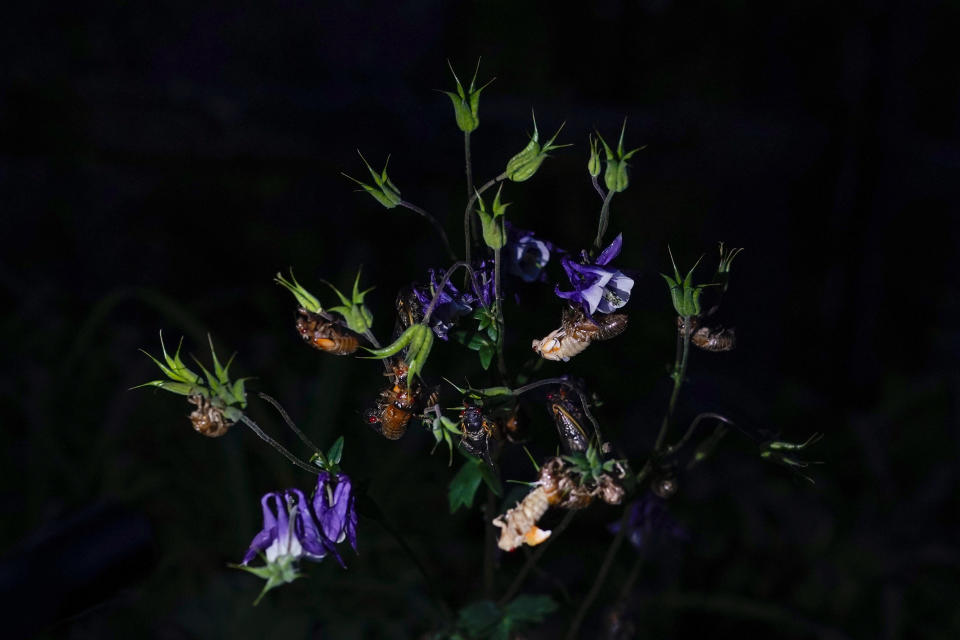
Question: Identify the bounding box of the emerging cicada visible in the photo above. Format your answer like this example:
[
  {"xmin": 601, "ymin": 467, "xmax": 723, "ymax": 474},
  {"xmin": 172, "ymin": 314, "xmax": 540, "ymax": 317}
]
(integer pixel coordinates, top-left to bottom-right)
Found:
[
  {"xmin": 296, "ymin": 308, "xmax": 361, "ymax": 355},
  {"xmin": 532, "ymin": 307, "xmax": 627, "ymax": 362}
]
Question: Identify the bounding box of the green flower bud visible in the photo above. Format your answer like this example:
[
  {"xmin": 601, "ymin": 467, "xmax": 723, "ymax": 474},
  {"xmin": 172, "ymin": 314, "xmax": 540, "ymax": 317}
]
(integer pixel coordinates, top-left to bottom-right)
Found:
[
  {"xmin": 342, "ymin": 151, "xmax": 402, "ymax": 209},
  {"xmin": 596, "ymin": 119, "xmax": 645, "ymax": 193},
  {"xmin": 661, "ymin": 247, "xmax": 710, "ymax": 318},
  {"xmin": 714, "ymin": 242, "xmax": 744, "ymax": 294},
  {"xmin": 441, "ymin": 59, "xmax": 494, "ymax": 133},
  {"xmin": 324, "ymin": 268, "xmax": 375, "ymax": 334},
  {"xmin": 505, "ymin": 111, "xmax": 572, "ymax": 182},
  {"xmin": 475, "ymin": 184, "xmax": 510, "ymax": 250},
  {"xmin": 275, "ymin": 269, "xmax": 322, "ymax": 313},
  {"xmin": 587, "ymin": 134, "xmax": 602, "ymax": 178}
]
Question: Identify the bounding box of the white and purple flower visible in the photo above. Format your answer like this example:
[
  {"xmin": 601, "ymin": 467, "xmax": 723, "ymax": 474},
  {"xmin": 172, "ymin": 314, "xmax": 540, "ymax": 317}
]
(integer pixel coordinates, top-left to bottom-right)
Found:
[
  {"xmin": 555, "ymin": 233, "xmax": 634, "ymax": 316},
  {"xmin": 505, "ymin": 223, "xmax": 552, "ymax": 283}
]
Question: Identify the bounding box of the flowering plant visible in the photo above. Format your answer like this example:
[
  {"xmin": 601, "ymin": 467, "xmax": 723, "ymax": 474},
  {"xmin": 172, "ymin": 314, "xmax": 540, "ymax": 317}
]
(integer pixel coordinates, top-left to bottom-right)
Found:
[{"xmin": 136, "ymin": 60, "xmax": 820, "ymax": 637}]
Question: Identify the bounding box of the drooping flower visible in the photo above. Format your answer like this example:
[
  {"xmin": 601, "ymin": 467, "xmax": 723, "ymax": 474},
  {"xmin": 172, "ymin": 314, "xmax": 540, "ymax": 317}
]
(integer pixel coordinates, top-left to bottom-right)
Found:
[
  {"xmin": 472, "ymin": 260, "xmax": 496, "ymax": 308},
  {"xmin": 313, "ymin": 472, "xmax": 358, "ymax": 554},
  {"xmin": 235, "ymin": 488, "xmax": 334, "ymax": 604},
  {"xmin": 505, "ymin": 223, "xmax": 552, "ymax": 283},
  {"xmin": 555, "ymin": 233, "xmax": 634, "ymax": 316},
  {"xmin": 608, "ymin": 493, "xmax": 688, "ymax": 552},
  {"xmin": 242, "ymin": 489, "xmax": 330, "ymax": 566},
  {"xmin": 413, "ymin": 268, "xmax": 476, "ymax": 340}
]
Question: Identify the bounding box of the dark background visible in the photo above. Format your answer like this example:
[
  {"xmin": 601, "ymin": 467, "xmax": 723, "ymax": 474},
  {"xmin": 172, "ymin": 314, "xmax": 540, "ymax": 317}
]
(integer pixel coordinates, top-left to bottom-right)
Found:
[{"xmin": 2, "ymin": 1, "xmax": 958, "ymax": 638}]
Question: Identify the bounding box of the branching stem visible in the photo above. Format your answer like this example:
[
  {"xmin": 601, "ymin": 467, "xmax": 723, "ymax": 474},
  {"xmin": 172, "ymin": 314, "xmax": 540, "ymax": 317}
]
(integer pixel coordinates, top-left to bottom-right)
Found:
[
  {"xmin": 400, "ymin": 201, "xmax": 457, "ymax": 261},
  {"xmin": 653, "ymin": 316, "xmax": 692, "ymax": 453},
  {"xmin": 238, "ymin": 414, "xmax": 319, "ymax": 474},
  {"xmin": 256, "ymin": 393, "xmax": 320, "ymax": 454}
]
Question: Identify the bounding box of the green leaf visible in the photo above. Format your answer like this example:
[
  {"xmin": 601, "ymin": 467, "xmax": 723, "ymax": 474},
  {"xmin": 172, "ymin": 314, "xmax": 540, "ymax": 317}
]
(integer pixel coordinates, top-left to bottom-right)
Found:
[
  {"xmin": 478, "ymin": 345, "xmax": 493, "ymax": 370},
  {"xmin": 503, "ymin": 594, "xmax": 557, "ymax": 624},
  {"xmin": 449, "ymin": 459, "xmax": 484, "ymax": 513},
  {"xmin": 477, "ymin": 461, "xmax": 502, "ymax": 496},
  {"xmin": 327, "ymin": 436, "xmax": 344, "ymax": 465},
  {"xmin": 457, "ymin": 600, "xmax": 501, "ymax": 637}
]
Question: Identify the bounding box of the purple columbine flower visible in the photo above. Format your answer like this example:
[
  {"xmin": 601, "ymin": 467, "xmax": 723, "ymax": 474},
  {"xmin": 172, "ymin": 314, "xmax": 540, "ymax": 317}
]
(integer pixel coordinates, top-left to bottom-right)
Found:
[
  {"xmin": 472, "ymin": 260, "xmax": 496, "ymax": 308},
  {"xmin": 555, "ymin": 233, "xmax": 634, "ymax": 316},
  {"xmin": 314, "ymin": 471, "xmax": 358, "ymax": 554},
  {"xmin": 413, "ymin": 268, "xmax": 476, "ymax": 340},
  {"xmin": 243, "ymin": 489, "xmax": 331, "ymax": 565},
  {"xmin": 505, "ymin": 223, "xmax": 552, "ymax": 283},
  {"xmin": 608, "ymin": 493, "xmax": 688, "ymax": 552}
]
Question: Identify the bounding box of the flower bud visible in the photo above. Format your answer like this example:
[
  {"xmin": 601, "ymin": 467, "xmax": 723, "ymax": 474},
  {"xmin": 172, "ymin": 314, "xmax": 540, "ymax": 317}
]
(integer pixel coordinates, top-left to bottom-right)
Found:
[
  {"xmin": 325, "ymin": 268, "xmax": 375, "ymax": 334},
  {"xmin": 596, "ymin": 119, "xmax": 644, "ymax": 193},
  {"xmin": 441, "ymin": 59, "xmax": 494, "ymax": 133},
  {"xmin": 505, "ymin": 111, "xmax": 572, "ymax": 182},
  {"xmin": 475, "ymin": 184, "xmax": 510, "ymax": 250},
  {"xmin": 661, "ymin": 247, "xmax": 708, "ymax": 318},
  {"xmin": 342, "ymin": 152, "xmax": 402, "ymax": 209},
  {"xmin": 587, "ymin": 134, "xmax": 602, "ymax": 178}
]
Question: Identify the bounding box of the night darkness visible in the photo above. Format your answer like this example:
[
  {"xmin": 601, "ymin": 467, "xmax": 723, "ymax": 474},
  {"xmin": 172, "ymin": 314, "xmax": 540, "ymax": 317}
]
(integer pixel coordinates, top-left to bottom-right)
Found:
[{"xmin": 2, "ymin": 1, "xmax": 959, "ymax": 638}]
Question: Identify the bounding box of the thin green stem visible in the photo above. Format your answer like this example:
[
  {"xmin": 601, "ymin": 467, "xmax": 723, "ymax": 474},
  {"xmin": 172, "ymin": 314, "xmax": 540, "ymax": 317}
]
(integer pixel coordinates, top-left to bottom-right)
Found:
[
  {"xmin": 256, "ymin": 393, "xmax": 320, "ymax": 454},
  {"xmin": 422, "ymin": 261, "xmax": 480, "ymax": 324},
  {"xmin": 664, "ymin": 412, "xmax": 732, "ymax": 457},
  {"xmin": 653, "ymin": 316, "xmax": 692, "ymax": 453},
  {"xmin": 493, "ymin": 246, "xmax": 508, "ymax": 380},
  {"xmin": 400, "ymin": 201, "xmax": 456, "ymax": 261},
  {"xmin": 564, "ymin": 506, "xmax": 631, "ymax": 640},
  {"xmin": 238, "ymin": 414, "xmax": 319, "ymax": 474},
  {"xmin": 464, "ymin": 172, "xmax": 507, "ymax": 267},
  {"xmin": 592, "ymin": 189, "xmax": 616, "ymax": 252},
  {"xmin": 590, "ymin": 175, "xmax": 606, "ymax": 201},
  {"xmin": 465, "ymin": 132, "xmax": 480, "ymax": 257},
  {"xmin": 498, "ymin": 509, "xmax": 576, "ymax": 605}
]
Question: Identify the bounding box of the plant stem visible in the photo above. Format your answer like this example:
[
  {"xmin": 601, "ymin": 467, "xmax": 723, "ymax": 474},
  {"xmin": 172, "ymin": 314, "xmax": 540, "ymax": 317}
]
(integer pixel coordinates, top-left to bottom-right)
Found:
[
  {"xmin": 590, "ymin": 175, "xmax": 606, "ymax": 201},
  {"xmin": 498, "ymin": 509, "xmax": 576, "ymax": 605},
  {"xmin": 421, "ymin": 261, "xmax": 480, "ymax": 324},
  {"xmin": 493, "ymin": 246, "xmax": 508, "ymax": 379},
  {"xmin": 238, "ymin": 414, "xmax": 319, "ymax": 474},
  {"xmin": 256, "ymin": 393, "xmax": 320, "ymax": 454},
  {"xmin": 653, "ymin": 316, "xmax": 692, "ymax": 453},
  {"xmin": 465, "ymin": 132, "xmax": 480, "ymax": 257},
  {"xmin": 614, "ymin": 552, "xmax": 643, "ymax": 609},
  {"xmin": 564, "ymin": 506, "xmax": 631, "ymax": 640},
  {"xmin": 664, "ymin": 412, "xmax": 732, "ymax": 457},
  {"xmin": 592, "ymin": 189, "xmax": 616, "ymax": 252},
  {"xmin": 464, "ymin": 172, "xmax": 507, "ymax": 268},
  {"xmin": 400, "ymin": 201, "xmax": 457, "ymax": 261}
]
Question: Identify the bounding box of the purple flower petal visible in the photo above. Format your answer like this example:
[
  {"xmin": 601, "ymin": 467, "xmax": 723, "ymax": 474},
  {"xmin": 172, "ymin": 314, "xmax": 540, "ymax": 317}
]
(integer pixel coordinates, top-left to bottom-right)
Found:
[
  {"xmin": 596, "ymin": 233, "xmax": 623, "ymax": 266},
  {"xmin": 289, "ymin": 488, "xmax": 327, "ymax": 561},
  {"xmin": 243, "ymin": 492, "xmax": 282, "ymax": 564}
]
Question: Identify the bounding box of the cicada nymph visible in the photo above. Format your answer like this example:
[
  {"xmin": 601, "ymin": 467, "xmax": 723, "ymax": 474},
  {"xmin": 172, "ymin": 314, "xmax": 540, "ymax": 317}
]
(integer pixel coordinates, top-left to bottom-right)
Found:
[
  {"xmin": 677, "ymin": 316, "xmax": 736, "ymax": 352},
  {"xmin": 532, "ymin": 307, "xmax": 628, "ymax": 362},
  {"xmin": 296, "ymin": 308, "xmax": 361, "ymax": 355},
  {"xmin": 492, "ymin": 457, "xmax": 626, "ymax": 551},
  {"xmin": 188, "ymin": 394, "xmax": 233, "ymax": 438}
]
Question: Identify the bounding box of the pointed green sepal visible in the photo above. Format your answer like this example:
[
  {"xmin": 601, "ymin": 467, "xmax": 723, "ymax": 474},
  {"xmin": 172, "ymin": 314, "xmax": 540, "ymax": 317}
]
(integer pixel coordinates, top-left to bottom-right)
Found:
[
  {"xmin": 229, "ymin": 556, "xmax": 303, "ymax": 606},
  {"xmin": 597, "ymin": 119, "xmax": 645, "ymax": 193},
  {"xmin": 505, "ymin": 111, "xmax": 572, "ymax": 182},
  {"xmin": 275, "ymin": 270, "xmax": 323, "ymax": 313},
  {"xmin": 442, "ymin": 59, "xmax": 494, "ymax": 133},
  {"xmin": 342, "ymin": 151, "xmax": 402, "ymax": 209}
]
